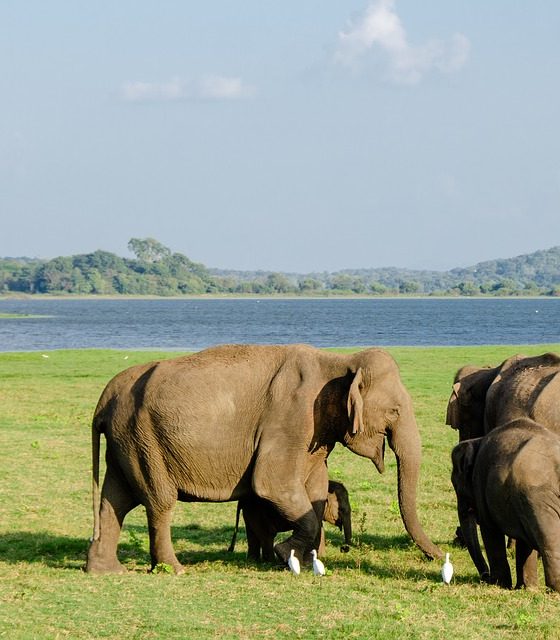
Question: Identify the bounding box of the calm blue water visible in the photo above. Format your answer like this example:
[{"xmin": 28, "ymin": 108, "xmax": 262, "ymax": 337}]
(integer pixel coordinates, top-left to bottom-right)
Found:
[{"xmin": 0, "ymin": 298, "xmax": 558, "ymax": 352}]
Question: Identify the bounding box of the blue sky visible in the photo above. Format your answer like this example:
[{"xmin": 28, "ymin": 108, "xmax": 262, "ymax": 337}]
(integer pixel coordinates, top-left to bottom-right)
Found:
[{"xmin": 1, "ymin": 1, "xmax": 559, "ymax": 272}]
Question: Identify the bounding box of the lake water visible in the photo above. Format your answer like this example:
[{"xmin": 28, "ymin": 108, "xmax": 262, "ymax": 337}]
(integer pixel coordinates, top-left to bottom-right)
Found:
[{"xmin": 0, "ymin": 298, "xmax": 558, "ymax": 352}]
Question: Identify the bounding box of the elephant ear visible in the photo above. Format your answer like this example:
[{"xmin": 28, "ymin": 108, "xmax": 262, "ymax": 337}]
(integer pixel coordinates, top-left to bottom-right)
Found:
[
  {"xmin": 347, "ymin": 368, "xmax": 365, "ymax": 434},
  {"xmin": 446, "ymin": 381, "xmax": 462, "ymax": 427}
]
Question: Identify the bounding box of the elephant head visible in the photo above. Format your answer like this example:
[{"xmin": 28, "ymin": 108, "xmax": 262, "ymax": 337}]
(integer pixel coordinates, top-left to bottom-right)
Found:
[
  {"xmin": 324, "ymin": 480, "xmax": 352, "ymax": 546},
  {"xmin": 333, "ymin": 349, "xmax": 442, "ymax": 560},
  {"xmin": 446, "ymin": 365, "xmax": 499, "ymax": 440},
  {"xmin": 451, "ymin": 439, "xmax": 490, "ymax": 581}
]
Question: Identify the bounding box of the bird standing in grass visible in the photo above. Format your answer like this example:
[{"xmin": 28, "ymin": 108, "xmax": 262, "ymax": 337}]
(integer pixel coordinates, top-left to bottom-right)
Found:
[
  {"xmin": 441, "ymin": 552, "xmax": 453, "ymax": 584},
  {"xmin": 288, "ymin": 549, "xmax": 300, "ymax": 575},
  {"xmin": 311, "ymin": 549, "xmax": 326, "ymax": 576}
]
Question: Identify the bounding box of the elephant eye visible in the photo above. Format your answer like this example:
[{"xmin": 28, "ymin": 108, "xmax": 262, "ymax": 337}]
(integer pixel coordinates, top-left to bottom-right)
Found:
[{"xmin": 384, "ymin": 407, "xmax": 400, "ymax": 426}]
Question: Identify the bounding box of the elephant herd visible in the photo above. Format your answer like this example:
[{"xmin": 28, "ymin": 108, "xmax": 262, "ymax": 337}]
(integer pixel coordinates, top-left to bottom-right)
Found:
[
  {"xmin": 447, "ymin": 352, "xmax": 560, "ymax": 592},
  {"xmin": 85, "ymin": 343, "xmax": 560, "ymax": 592}
]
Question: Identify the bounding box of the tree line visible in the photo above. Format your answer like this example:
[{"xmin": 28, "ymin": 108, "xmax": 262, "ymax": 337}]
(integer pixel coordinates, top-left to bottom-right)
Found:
[{"xmin": 1, "ymin": 239, "xmax": 559, "ymax": 297}]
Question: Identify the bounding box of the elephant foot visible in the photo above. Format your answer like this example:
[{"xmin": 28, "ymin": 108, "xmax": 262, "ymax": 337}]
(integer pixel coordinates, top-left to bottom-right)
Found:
[
  {"xmin": 85, "ymin": 555, "xmax": 127, "ymax": 575},
  {"xmin": 274, "ymin": 540, "xmax": 303, "ymax": 566},
  {"xmin": 86, "ymin": 538, "xmax": 128, "ymax": 575}
]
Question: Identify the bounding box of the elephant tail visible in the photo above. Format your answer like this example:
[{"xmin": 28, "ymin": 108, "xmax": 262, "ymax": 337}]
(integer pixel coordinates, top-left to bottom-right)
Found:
[
  {"xmin": 91, "ymin": 418, "xmax": 102, "ymax": 541},
  {"xmin": 228, "ymin": 502, "xmax": 242, "ymax": 553}
]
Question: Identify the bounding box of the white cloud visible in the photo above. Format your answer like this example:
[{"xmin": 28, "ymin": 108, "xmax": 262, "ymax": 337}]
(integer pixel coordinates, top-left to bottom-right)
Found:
[
  {"xmin": 120, "ymin": 75, "xmax": 255, "ymax": 103},
  {"xmin": 335, "ymin": 0, "xmax": 470, "ymax": 84},
  {"xmin": 198, "ymin": 75, "xmax": 256, "ymax": 100},
  {"xmin": 121, "ymin": 78, "xmax": 185, "ymax": 103}
]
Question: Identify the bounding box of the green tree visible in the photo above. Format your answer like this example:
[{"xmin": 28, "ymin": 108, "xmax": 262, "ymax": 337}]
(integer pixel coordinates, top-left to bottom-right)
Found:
[
  {"xmin": 128, "ymin": 238, "xmax": 171, "ymax": 263},
  {"xmin": 398, "ymin": 280, "xmax": 421, "ymax": 294},
  {"xmin": 457, "ymin": 281, "xmax": 480, "ymax": 296},
  {"xmin": 35, "ymin": 257, "xmax": 73, "ymax": 293},
  {"xmin": 298, "ymin": 278, "xmax": 323, "ymax": 293},
  {"xmin": 369, "ymin": 281, "xmax": 387, "ymax": 295},
  {"xmin": 265, "ymin": 273, "xmax": 295, "ymax": 293}
]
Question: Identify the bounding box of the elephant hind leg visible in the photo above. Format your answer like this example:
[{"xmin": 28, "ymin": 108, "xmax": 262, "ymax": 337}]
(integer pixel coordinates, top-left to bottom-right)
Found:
[
  {"xmin": 244, "ymin": 520, "xmax": 264, "ymax": 562},
  {"xmin": 146, "ymin": 505, "xmax": 184, "ymax": 574},
  {"xmin": 480, "ymin": 524, "xmax": 512, "ymax": 589},
  {"xmin": 534, "ymin": 516, "xmax": 560, "ymax": 592},
  {"xmin": 515, "ymin": 541, "xmax": 538, "ymax": 589},
  {"xmin": 541, "ymin": 546, "xmax": 560, "ymax": 592},
  {"xmin": 86, "ymin": 466, "xmax": 139, "ymax": 574}
]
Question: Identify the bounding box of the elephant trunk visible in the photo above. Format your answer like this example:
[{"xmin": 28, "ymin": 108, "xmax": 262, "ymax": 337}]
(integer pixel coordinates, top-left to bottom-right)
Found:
[
  {"xmin": 458, "ymin": 500, "xmax": 490, "ymax": 581},
  {"xmin": 389, "ymin": 424, "xmax": 443, "ymax": 560}
]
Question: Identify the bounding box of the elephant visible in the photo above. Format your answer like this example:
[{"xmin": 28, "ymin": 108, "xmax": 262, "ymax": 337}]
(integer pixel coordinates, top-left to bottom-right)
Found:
[
  {"xmin": 446, "ymin": 352, "xmax": 560, "ymax": 441},
  {"xmin": 228, "ymin": 479, "xmax": 352, "ymax": 562},
  {"xmin": 451, "ymin": 418, "xmax": 560, "ymax": 591},
  {"xmin": 446, "ymin": 352, "xmax": 560, "ymax": 556},
  {"xmin": 323, "ymin": 480, "xmax": 352, "ymax": 549},
  {"xmin": 86, "ymin": 343, "xmax": 442, "ymax": 574}
]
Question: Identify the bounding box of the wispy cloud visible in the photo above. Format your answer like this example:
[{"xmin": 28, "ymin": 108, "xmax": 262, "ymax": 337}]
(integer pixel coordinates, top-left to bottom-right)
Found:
[
  {"xmin": 198, "ymin": 75, "xmax": 256, "ymax": 100},
  {"xmin": 121, "ymin": 78, "xmax": 185, "ymax": 103},
  {"xmin": 335, "ymin": 0, "xmax": 470, "ymax": 84},
  {"xmin": 120, "ymin": 75, "xmax": 256, "ymax": 103}
]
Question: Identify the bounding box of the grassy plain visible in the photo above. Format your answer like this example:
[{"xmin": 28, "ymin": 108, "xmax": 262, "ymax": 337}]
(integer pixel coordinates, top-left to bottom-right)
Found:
[{"xmin": 1, "ymin": 344, "xmax": 560, "ymax": 639}]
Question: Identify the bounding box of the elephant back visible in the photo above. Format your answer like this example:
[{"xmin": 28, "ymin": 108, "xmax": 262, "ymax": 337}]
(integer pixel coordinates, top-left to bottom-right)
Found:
[{"xmin": 485, "ymin": 353, "xmax": 560, "ymax": 434}]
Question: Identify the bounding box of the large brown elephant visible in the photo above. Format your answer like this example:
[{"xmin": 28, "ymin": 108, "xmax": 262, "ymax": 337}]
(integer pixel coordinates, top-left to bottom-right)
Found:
[
  {"xmin": 228, "ymin": 479, "xmax": 352, "ymax": 562},
  {"xmin": 446, "ymin": 352, "xmax": 560, "ymax": 440},
  {"xmin": 86, "ymin": 344, "xmax": 441, "ymax": 574},
  {"xmin": 452, "ymin": 418, "xmax": 560, "ymax": 591}
]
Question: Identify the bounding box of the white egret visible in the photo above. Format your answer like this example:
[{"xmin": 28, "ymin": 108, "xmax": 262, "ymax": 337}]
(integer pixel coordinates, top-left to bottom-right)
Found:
[
  {"xmin": 288, "ymin": 549, "xmax": 300, "ymax": 576},
  {"xmin": 441, "ymin": 552, "xmax": 454, "ymax": 585},
  {"xmin": 311, "ymin": 549, "xmax": 326, "ymax": 576}
]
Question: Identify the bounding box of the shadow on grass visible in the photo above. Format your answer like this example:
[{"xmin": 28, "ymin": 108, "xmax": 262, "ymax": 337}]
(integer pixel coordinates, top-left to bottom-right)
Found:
[
  {"xmin": 0, "ymin": 527, "xmax": 469, "ymax": 584},
  {"xmin": 0, "ymin": 531, "xmax": 90, "ymax": 569},
  {"xmin": 0, "ymin": 525, "xmax": 239, "ymax": 570}
]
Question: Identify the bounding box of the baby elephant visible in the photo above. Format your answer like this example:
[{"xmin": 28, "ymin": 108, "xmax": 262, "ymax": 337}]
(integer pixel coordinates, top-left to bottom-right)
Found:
[
  {"xmin": 228, "ymin": 480, "xmax": 352, "ymax": 562},
  {"xmin": 451, "ymin": 418, "xmax": 560, "ymax": 591}
]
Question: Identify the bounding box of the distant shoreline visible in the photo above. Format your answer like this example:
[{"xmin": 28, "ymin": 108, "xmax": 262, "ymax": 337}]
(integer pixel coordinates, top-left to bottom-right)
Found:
[{"xmin": 0, "ymin": 293, "xmax": 556, "ymax": 302}]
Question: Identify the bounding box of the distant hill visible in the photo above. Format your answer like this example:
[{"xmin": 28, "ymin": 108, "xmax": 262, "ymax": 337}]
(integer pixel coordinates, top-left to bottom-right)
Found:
[
  {"xmin": 449, "ymin": 246, "xmax": 560, "ymax": 288},
  {"xmin": 210, "ymin": 246, "xmax": 560, "ymax": 296},
  {"xmin": 1, "ymin": 241, "xmax": 559, "ymax": 296}
]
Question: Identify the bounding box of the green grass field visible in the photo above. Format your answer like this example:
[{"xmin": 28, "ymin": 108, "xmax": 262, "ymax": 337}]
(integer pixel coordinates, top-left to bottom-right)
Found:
[{"xmin": 1, "ymin": 345, "xmax": 560, "ymax": 639}]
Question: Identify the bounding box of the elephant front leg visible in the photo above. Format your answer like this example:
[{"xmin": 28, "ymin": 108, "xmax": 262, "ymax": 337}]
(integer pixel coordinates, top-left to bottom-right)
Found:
[
  {"xmin": 252, "ymin": 476, "xmax": 319, "ymax": 565},
  {"xmin": 272, "ymin": 463, "xmax": 327, "ymax": 565},
  {"xmin": 273, "ymin": 509, "xmax": 321, "ymax": 565},
  {"xmin": 146, "ymin": 506, "xmax": 184, "ymax": 574}
]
